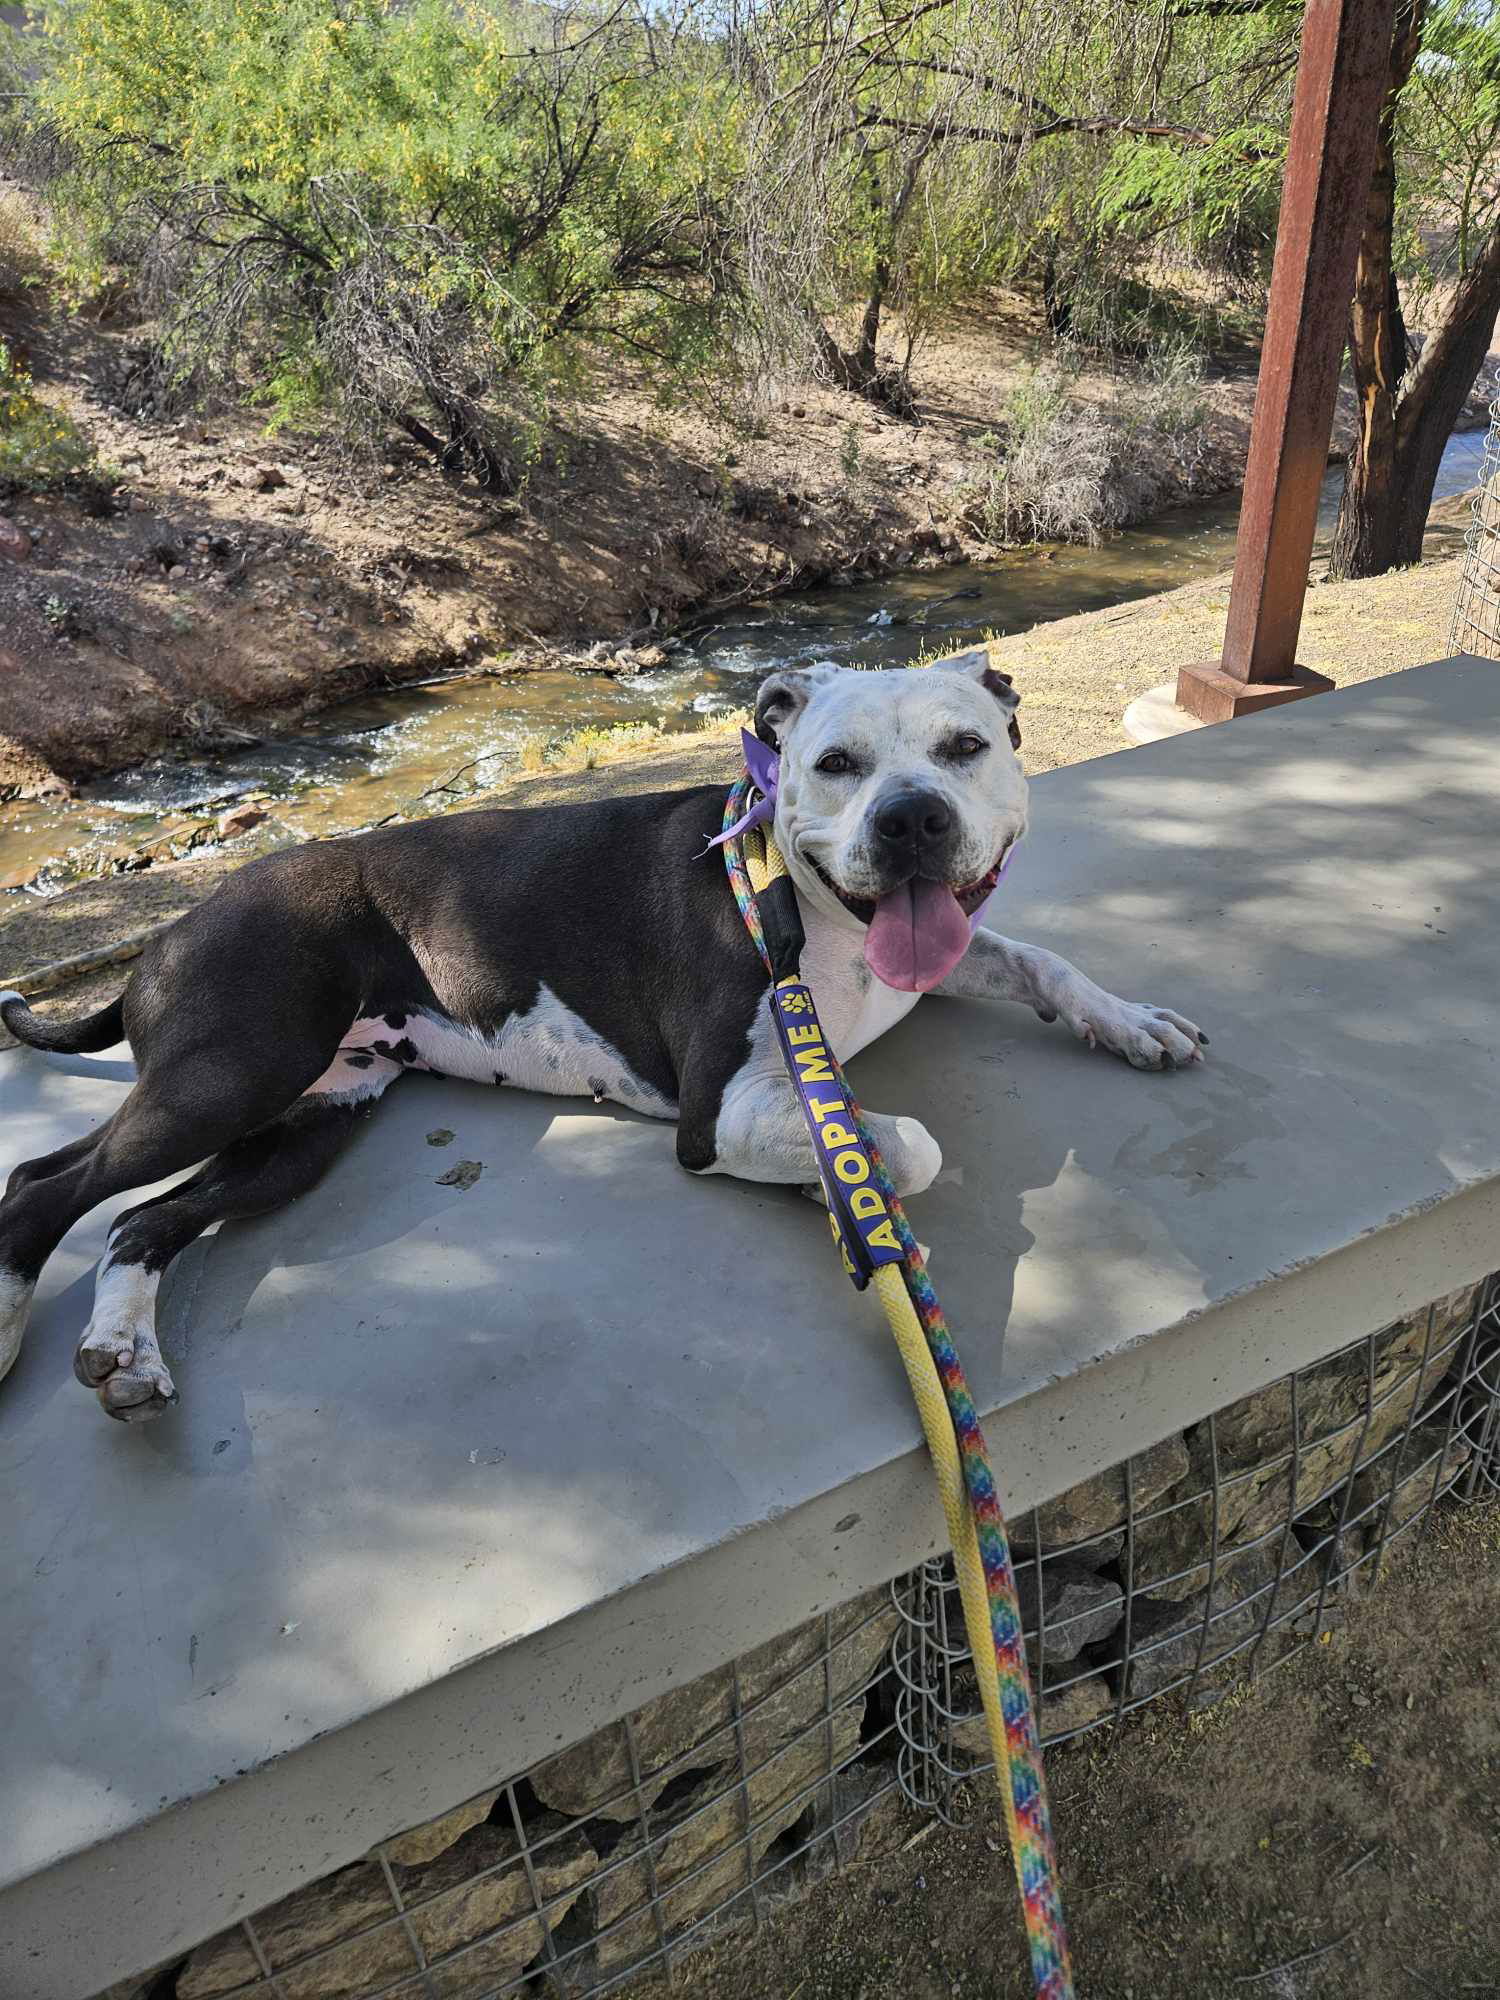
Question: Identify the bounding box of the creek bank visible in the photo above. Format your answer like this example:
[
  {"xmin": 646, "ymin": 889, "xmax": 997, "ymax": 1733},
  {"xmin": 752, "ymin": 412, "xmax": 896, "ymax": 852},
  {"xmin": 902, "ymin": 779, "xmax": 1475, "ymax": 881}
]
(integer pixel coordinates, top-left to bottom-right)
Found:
[
  {"xmin": 1, "ymin": 253, "xmax": 1276, "ymax": 798},
  {"xmin": 2, "ymin": 509, "xmax": 1470, "ymax": 1043}
]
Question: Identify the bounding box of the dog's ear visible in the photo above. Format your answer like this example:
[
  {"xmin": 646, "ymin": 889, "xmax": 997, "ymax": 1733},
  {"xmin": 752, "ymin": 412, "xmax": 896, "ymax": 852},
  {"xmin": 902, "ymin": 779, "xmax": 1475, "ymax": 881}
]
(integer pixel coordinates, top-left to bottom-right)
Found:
[
  {"xmin": 942, "ymin": 647, "xmax": 1022, "ymax": 751},
  {"xmin": 754, "ymin": 663, "xmax": 839, "ymax": 751}
]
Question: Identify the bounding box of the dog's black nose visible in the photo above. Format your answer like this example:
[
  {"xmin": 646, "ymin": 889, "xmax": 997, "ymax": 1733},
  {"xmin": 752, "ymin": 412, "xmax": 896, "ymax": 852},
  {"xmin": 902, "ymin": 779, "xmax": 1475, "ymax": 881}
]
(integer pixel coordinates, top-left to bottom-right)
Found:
[{"xmin": 872, "ymin": 789, "xmax": 953, "ymax": 851}]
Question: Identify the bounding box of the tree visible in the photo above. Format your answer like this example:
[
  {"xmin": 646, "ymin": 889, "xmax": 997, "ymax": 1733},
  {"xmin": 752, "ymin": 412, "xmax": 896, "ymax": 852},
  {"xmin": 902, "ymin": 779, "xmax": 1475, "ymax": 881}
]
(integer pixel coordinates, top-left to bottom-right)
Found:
[
  {"xmin": 24, "ymin": 0, "xmax": 744, "ymax": 485},
  {"xmin": 1084, "ymin": 0, "xmax": 1500, "ymax": 580},
  {"xmin": 733, "ymin": 0, "xmax": 1257, "ymax": 413},
  {"xmin": 1330, "ymin": 0, "xmax": 1500, "ymax": 577}
]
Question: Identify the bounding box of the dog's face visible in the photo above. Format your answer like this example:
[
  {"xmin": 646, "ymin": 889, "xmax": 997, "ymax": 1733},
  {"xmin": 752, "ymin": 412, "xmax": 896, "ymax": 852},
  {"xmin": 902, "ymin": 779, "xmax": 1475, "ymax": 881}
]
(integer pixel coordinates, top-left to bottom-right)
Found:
[{"xmin": 755, "ymin": 651, "xmax": 1027, "ymax": 991}]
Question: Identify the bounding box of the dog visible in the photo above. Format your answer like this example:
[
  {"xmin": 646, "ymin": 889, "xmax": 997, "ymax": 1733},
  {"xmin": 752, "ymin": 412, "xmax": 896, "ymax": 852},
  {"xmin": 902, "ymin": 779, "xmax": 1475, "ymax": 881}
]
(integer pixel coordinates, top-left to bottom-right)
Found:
[{"xmin": 0, "ymin": 653, "xmax": 1205, "ymax": 1420}]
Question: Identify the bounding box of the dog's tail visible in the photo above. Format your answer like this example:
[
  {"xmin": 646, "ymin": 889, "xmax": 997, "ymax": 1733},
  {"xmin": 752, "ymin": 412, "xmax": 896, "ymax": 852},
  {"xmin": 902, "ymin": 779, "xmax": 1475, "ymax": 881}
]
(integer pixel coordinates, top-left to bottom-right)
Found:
[{"xmin": 0, "ymin": 990, "xmax": 126, "ymax": 1054}]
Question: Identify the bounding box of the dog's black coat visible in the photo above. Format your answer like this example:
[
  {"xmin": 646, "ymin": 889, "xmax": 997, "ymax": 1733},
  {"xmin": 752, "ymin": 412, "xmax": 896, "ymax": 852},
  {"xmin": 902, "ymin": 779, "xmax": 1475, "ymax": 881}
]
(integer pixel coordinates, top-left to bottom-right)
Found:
[{"xmin": 1, "ymin": 785, "xmax": 771, "ymax": 1295}]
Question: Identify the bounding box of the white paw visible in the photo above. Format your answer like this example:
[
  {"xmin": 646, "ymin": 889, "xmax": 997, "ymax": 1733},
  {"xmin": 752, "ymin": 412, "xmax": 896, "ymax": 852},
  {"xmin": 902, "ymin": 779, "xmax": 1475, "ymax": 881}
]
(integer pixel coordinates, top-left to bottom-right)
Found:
[
  {"xmin": 74, "ymin": 1323, "xmax": 179, "ymax": 1420},
  {"xmin": 75, "ymin": 1257, "xmax": 176, "ymax": 1420},
  {"xmin": 861, "ymin": 1114, "xmax": 942, "ymax": 1196},
  {"xmin": 1071, "ymin": 997, "xmax": 1208, "ymax": 1071}
]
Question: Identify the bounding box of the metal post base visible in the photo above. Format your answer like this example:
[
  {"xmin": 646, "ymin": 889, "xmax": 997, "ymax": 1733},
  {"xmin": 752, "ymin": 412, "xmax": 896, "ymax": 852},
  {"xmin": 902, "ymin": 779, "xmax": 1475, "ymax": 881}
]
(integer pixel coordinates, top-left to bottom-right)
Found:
[{"xmin": 1175, "ymin": 661, "xmax": 1336, "ymax": 724}]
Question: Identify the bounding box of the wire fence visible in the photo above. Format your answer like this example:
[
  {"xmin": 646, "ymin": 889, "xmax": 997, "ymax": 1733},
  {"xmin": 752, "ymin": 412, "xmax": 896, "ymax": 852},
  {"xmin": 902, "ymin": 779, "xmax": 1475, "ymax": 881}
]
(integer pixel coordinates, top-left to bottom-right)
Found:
[
  {"xmin": 1450, "ymin": 397, "xmax": 1500, "ymax": 659},
  {"xmin": 127, "ymin": 1274, "xmax": 1500, "ymax": 2000}
]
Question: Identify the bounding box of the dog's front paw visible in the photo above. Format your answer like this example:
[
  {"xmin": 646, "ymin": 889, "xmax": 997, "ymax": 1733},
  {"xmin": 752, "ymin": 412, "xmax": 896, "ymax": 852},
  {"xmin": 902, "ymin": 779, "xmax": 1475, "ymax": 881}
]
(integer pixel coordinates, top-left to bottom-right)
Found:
[
  {"xmin": 75, "ymin": 1324, "xmax": 178, "ymax": 1421},
  {"xmin": 862, "ymin": 1113, "xmax": 943, "ymax": 1195},
  {"xmin": 1069, "ymin": 997, "xmax": 1207, "ymax": 1071}
]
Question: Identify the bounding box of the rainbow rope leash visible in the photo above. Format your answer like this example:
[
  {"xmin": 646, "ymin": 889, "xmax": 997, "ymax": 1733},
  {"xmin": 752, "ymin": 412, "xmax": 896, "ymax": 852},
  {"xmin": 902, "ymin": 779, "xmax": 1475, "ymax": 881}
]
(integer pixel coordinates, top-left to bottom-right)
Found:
[{"xmin": 720, "ymin": 776, "xmax": 1075, "ymax": 2000}]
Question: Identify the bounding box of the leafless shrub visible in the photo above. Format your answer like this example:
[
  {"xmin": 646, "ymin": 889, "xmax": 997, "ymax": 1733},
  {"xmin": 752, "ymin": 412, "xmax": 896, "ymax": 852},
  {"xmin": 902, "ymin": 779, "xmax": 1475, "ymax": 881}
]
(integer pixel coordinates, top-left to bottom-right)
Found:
[{"xmin": 958, "ymin": 347, "xmax": 1228, "ymax": 546}]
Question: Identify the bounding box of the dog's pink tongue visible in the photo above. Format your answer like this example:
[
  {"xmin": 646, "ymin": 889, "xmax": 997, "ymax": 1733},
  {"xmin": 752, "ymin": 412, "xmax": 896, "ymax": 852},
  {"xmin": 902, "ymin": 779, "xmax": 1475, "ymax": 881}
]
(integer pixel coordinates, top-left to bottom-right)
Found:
[{"xmin": 864, "ymin": 877, "xmax": 972, "ymax": 992}]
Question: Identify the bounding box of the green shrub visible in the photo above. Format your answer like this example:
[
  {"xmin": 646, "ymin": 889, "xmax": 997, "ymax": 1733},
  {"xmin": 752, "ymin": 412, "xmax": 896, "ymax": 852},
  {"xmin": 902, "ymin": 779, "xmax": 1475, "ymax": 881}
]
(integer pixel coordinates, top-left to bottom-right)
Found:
[
  {"xmin": 32, "ymin": 0, "xmax": 746, "ymax": 482},
  {"xmin": 0, "ymin": 337, "xmax": 97, "ymax": 494}
]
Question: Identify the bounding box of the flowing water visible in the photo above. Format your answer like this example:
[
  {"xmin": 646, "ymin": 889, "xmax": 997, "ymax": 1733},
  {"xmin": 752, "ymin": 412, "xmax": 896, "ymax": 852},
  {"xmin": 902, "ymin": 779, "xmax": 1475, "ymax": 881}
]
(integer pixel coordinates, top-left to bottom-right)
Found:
[{"xmin": 1, "ymin": 431, "xmax": 1485, "ymax": 899}]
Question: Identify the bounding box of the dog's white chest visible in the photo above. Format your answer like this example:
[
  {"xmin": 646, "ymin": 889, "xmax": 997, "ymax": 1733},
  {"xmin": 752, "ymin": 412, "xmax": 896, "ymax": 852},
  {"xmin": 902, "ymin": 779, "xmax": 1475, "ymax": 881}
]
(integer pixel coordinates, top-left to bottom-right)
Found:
[{"xmin": 797, "ymin": 915, "xmax": 922, "ymax": 1060}]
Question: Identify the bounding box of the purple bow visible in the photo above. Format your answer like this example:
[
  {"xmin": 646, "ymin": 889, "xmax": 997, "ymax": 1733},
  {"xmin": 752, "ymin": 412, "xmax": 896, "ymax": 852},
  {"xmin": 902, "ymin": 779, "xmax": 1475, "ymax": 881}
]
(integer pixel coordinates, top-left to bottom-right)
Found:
[{"xmin": 705, "ymin": 729, "xmax": 780, "ymax": 849}]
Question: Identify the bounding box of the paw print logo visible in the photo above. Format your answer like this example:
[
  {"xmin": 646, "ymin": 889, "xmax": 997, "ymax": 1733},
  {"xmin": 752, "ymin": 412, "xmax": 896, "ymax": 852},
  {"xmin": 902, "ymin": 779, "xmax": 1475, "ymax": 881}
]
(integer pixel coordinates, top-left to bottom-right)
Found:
[{"xmin": 779, "ymin": 989, "xmax": 812, "ymax": 1016}]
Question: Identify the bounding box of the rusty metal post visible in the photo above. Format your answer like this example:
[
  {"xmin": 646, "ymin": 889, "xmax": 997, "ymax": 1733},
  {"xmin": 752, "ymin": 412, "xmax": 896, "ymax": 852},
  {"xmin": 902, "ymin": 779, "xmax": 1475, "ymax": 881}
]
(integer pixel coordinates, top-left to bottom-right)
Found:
[{"xmin": 1176, "ymin": 0, "xmax": 1397, "ymax": 724}]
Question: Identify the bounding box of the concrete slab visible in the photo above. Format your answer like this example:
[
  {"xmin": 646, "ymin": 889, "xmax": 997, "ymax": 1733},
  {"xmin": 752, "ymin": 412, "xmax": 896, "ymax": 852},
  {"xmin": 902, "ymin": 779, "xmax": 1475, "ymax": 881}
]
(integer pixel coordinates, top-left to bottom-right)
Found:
[
  {"xmin": 4, "ymin": 656, "xmax": 1500, "ymax": 1997},
  {"xmin": 1122, "ymin": 680, "xmax": 1211, "ymax": 744}
]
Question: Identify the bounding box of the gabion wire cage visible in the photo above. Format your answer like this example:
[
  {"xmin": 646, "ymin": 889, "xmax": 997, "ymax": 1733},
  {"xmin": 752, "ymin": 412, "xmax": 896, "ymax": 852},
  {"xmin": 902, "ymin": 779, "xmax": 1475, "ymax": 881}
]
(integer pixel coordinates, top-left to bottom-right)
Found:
[
  {"xmin": 113, "ymin": 1275, "xmax": 1500, "ymax": 2000},
  {"xmin": 1450, "ymin": 396, "xmax": 1500, "ymax": 658},
  {"xmin": 895, "ymin": 1275, "xmax": 1500, "ymax": 1826}
]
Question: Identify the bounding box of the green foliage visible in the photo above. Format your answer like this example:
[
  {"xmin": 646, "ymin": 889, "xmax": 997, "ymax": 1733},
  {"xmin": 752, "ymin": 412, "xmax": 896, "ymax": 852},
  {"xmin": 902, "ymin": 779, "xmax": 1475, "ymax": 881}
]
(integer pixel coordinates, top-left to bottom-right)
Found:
[
  {"xmin": 1398, "ymin": 1, "xmax": 1500, "ymax": 297},
  {"xmin": 1087, "ymin": 0, "xmax": 1500, "ymax": 318},
  {"xmin": 32, "ymin": 0, "xmax": 746, "ymax": 472},
  {"xmin": 0, "ymin": 338, "xmax": 98, "ymax": 494},
  {"xmin": 20, "ymin": 0, "xmax": 1500, "ymax": 470}
]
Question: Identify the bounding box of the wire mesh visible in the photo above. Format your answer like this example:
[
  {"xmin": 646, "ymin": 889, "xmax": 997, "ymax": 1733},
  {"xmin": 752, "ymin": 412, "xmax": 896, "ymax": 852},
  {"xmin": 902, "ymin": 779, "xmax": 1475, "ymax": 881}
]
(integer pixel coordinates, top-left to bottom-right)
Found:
[
  {"xmin": 1449, "ymin": 397, "xmax": 1500, "ymax": 658},
  {"xmin": 125, "ymin": 1274, "xmax": 1499, "ymax": 2000},
  {"xmin": 894, "ymin": 1274, "xmax": 1500, "ymax": 1827}
]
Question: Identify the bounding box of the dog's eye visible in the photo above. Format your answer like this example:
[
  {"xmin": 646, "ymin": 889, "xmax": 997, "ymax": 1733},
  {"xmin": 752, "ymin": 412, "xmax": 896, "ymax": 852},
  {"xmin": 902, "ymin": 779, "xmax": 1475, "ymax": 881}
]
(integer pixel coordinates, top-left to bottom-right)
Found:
[
  {"xmin": 815, "ymin": 749, "xmax": 856, "ymax": 776},
  {"xmin": 948, "ymin": 733, "xmax": 989, "ymax": 759}
]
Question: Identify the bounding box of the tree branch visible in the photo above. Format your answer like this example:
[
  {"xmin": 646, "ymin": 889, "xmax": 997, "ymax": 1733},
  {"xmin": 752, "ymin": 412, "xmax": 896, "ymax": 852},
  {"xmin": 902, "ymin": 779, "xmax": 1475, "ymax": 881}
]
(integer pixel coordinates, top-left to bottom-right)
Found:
[{"xmin": 850, "ymin": 109, "xmax": 1267, "ymax": 154}]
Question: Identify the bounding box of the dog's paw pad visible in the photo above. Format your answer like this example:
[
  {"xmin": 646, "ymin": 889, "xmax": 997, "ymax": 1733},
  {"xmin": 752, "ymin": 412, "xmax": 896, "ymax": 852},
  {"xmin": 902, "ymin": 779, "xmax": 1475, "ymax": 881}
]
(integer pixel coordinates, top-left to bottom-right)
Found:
[
  {"xmin": 74, "ymin": 1326, "xmax": 134, "ymax": 1387},
  {"xmin": 97, "ymin": 1357, "xmax": 178, "ymax": 1422},
  {"xmin": 75, "ymin": 1326, "xmax": 177, "ymax": 1419}
]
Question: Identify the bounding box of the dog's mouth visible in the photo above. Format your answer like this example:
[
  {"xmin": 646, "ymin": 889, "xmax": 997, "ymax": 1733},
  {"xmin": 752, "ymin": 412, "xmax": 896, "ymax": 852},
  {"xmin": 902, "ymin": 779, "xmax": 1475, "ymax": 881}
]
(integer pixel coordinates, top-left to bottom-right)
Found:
[
  {"xmin": 811, "ymin": 843, "xmax": 1011, "ymax": 924},
  {"xmin": 810, "ymin": 841, "xmax": 1014, "ymax": 993}
]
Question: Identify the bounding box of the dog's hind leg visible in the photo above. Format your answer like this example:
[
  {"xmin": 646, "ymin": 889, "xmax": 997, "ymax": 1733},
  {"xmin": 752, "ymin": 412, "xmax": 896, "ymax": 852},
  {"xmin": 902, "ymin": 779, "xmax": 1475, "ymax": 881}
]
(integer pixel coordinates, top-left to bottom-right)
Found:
[
  {"xmin": 0, "ymin": 1023, "xmax": 359, "ymax": 1388},
  {"xmin": 74, "ymin": 1049, "xmax": 402, "ymax": 1419},
  {"xmin": 0, "ymin": 1127, "xmax": 112, "ymax": 1378},
  {"xmin": 5, "ymin": 1122, "xmax": 109, "ymax": 1199},
  {"xmin": 76, "ymin": 1048, "xmax": 402, "ymax": 1419}
]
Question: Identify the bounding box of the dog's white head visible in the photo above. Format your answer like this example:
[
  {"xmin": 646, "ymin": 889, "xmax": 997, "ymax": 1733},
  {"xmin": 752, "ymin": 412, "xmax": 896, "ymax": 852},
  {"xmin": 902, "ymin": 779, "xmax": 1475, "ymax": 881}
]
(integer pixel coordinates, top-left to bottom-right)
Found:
[{"xmin": 754, "ymin": 649, "xmax": 1027, "ymax": 992}]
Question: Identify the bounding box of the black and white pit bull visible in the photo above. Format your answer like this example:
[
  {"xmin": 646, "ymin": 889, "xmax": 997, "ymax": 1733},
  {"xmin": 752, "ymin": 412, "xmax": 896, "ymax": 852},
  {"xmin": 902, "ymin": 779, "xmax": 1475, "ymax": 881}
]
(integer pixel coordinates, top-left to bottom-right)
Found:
[{"xmin": 0, "ymin": 654, "xmax": 1205, "ymax": 1421}]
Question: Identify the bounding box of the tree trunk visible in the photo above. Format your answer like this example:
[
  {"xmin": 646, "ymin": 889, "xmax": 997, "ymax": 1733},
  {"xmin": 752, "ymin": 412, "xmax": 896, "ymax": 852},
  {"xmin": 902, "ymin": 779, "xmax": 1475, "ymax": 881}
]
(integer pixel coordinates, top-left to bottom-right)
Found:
[
  {"xmin": 1328, "ymin": 2, "xmax": 1424, "ymax": 581},
  {"xmin": 1387, "ymin": 220, "xmax": 1500, "ymax": 563},
  {"xmin": 1333, "ymin": 215, "xmax": 1500, "ymax": 575},
  {"xmin": 813, "ymin": 137, "xmax": 928, "ymax": 418}
]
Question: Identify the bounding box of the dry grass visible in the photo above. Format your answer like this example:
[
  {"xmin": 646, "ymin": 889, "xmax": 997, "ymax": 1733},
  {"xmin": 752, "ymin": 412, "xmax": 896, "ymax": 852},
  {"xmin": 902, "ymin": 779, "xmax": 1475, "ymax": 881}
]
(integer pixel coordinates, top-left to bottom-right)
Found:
[
  {"xmin": 516, "ymin": 708, "xmax": 750, "ymax": 777},
  {"xmin": 958, "ymin": 349, "xmax": 1231, "ymax": 548}
]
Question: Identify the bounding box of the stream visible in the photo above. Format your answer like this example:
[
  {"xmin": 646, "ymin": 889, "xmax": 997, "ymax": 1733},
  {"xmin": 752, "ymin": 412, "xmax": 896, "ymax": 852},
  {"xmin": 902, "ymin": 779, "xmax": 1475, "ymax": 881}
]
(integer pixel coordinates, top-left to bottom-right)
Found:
[{"xmin": 1, "ymin": 429, "xmax": 1485, "ymax": 899}]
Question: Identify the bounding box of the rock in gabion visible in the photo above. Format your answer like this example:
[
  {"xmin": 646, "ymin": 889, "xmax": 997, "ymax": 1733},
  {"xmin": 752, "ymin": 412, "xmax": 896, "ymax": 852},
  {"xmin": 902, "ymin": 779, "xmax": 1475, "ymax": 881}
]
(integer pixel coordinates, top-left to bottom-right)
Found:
[
  {"xmin": 530, "ymin": 1586, "xmax": 897, "ymax": 1822},
  {"xmin": 383, "ymin": 1786, "xmax": 506, "ymax": 1867},
  {"xmin": 1017, "ymin": 1560, "xmax": 1125, "ymax": 1662},
  {"xmin": 1348, "ymin": 1417, "xmax": 1472, "ymax": 1538},
  {"xmin": 585, "ymin": 1702, "xmax": 864, "ymax": 1976},
  {"xmin": 1009, "ymin": 1432, "xmax": 1190, "ymax": 1553},
  {"xmin": 1122, "ymin": 1543, "xmax": 1289, "ymax": 1700},
  {"xmin": 1127, "ymin": 1284, "xmax": 1479, "ymax": 1601},
  {"xmin": 177, "ymin": 1817, "xmax": 596, "ymax": 2000}
]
